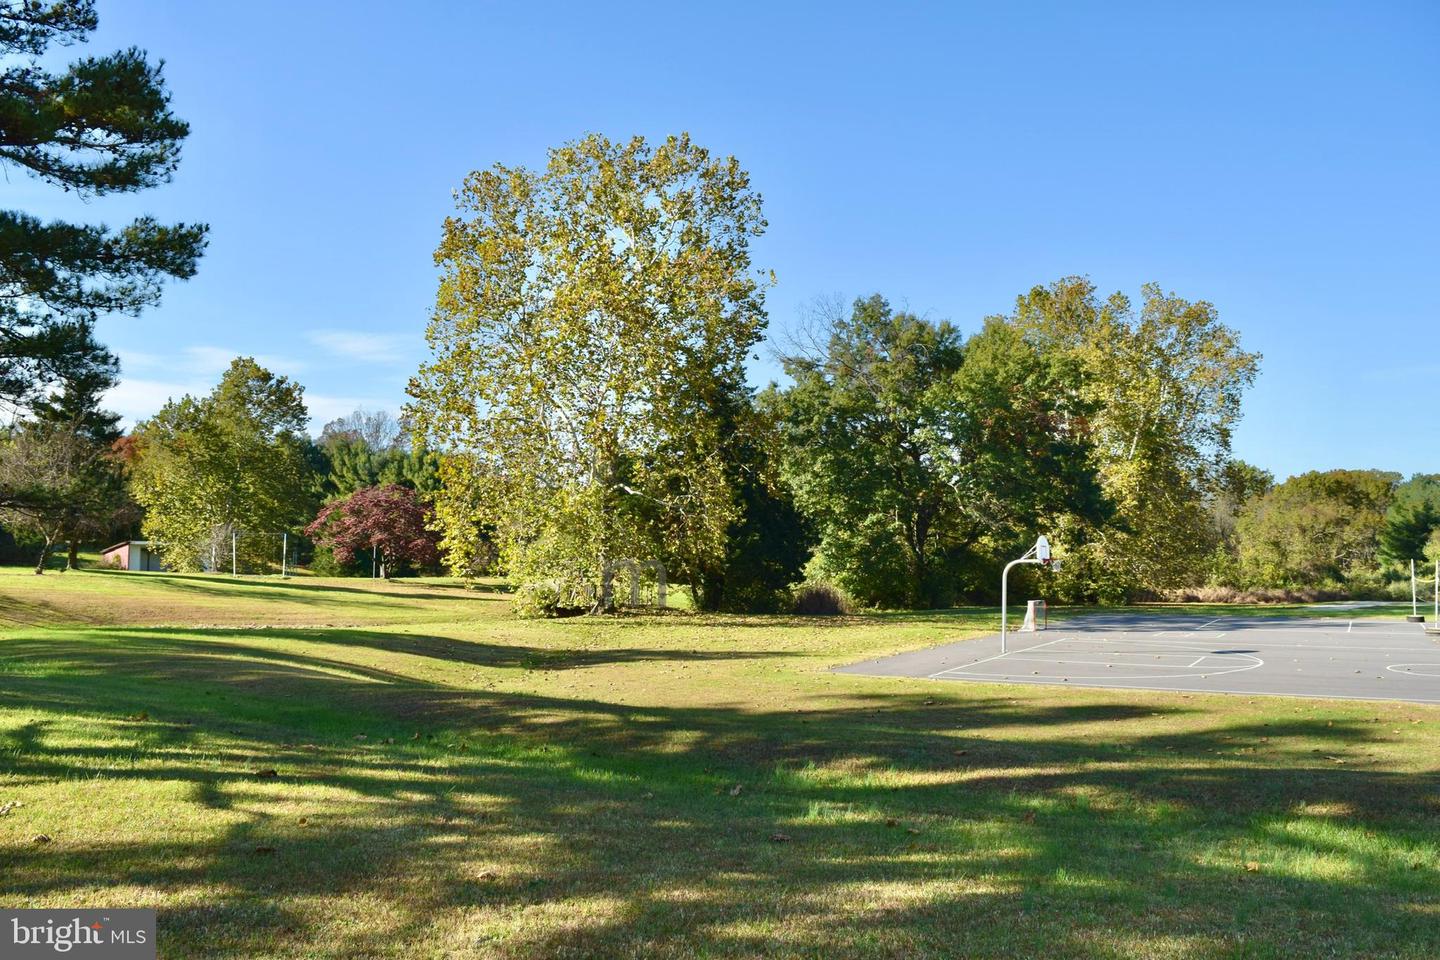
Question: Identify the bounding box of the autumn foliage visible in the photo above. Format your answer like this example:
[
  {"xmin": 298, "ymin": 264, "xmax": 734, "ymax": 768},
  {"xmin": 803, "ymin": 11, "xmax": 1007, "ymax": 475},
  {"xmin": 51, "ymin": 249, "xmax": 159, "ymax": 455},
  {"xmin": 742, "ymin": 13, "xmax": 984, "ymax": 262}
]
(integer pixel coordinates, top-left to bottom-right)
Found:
[{"xmin": 305, "ymin": 484, "xmax": 440, "ymax": 575}]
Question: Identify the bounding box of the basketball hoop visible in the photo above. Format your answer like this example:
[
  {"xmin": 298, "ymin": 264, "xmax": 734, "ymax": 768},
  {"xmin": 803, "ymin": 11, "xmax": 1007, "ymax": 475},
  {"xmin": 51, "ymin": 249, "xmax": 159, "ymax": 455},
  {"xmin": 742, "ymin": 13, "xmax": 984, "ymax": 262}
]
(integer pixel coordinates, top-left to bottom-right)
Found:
[{"xmin": 1000, "ymin": 535, "xmax": 1056, "ymax": 652}]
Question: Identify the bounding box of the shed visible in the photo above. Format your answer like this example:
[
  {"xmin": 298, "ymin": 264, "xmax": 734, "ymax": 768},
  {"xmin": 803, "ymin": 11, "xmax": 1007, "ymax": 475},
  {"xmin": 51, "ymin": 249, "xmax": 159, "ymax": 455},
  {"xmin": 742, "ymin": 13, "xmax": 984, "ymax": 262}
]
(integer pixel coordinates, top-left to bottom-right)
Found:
[{"xmin": 100, "ymin": 540, "xmax": 165, "ymax": 571}]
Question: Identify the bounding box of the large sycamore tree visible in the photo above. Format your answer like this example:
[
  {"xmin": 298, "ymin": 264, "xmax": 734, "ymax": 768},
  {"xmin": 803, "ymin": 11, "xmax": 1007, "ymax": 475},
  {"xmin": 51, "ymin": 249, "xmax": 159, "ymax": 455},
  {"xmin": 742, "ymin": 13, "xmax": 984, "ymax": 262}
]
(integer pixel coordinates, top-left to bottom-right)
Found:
[
  {"xmin": 408, "ymin": 133, "xmax": 769, "ymax": 608},
  {"xmin": 0, "ymin": 0, "xmax": 206, "ymax": 410},
  {"xmin": 1008, "ymin": 278, "xmax": 1260, "ymax": 600}
]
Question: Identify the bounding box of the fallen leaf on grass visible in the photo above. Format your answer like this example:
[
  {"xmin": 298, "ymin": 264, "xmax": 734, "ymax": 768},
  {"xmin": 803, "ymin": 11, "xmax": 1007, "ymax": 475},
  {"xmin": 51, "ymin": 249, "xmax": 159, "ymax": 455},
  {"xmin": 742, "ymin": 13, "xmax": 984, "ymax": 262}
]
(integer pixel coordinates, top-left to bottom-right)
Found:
[
  {"xmin": 0, "ymin": 800, "xmax": 23, "ymax": 816},
  {"xmin": 32, "ymin": 835, "xmax": 51, "ymax": 844},
  {"xmin": 254, "ymin": 845, "xmax": 276, "ymax": 855},
  {"xmin": 253, "ymin": 769, "xmax": 278, "ymax": 778},
  {"xmin": 1244, "ymin": 861, "xmax": 1261, "ymax": 872},
  {"xmin": 769, "ymin": 832, "xmax": 792, "ymax": 843},
  {"xmin": 905, "ymin": 827, "xmax": 922, "ymax": 835},
  {"xmin": 729, "ymin": 784, "xmax": 743, "ymax": 797}
]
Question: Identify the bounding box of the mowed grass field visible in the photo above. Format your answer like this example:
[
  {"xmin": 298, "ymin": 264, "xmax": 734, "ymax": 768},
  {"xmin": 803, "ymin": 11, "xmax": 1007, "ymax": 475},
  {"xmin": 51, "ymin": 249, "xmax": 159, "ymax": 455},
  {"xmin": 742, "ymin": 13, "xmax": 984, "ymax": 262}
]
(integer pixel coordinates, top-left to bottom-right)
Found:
[{"xmin": 1, "ymin": 570, "xmax": 1436, "ymax": 958}]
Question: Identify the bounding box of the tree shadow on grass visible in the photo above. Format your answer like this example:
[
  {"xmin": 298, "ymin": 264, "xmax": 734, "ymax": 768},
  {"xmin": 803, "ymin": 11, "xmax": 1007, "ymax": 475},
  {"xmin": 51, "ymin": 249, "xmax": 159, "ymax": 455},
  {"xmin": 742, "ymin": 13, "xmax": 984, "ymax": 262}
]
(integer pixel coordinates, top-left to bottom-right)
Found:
[
  {"xmin": 0, "ymin": 630, "xmax": 1437, "ymax": 958},
  {"xmin": 83, "ymin": 568, "xmax": 512, "ymax": 606}
]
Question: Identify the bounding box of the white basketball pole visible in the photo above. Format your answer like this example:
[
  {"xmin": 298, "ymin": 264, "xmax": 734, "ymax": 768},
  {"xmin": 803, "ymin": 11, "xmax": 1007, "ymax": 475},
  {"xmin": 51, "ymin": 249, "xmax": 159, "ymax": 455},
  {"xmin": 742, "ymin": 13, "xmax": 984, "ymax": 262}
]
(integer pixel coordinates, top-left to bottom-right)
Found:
[
  {"xmin": 281, "ymin": 532, "xmax": 288, "ymax": 579},
  {"xmin": 1412, "ymin": 559, "xmax": 1419, "ymax": 619},
  {"xmin": 232, "ymin": 528, "xmax": 237, "ymax": 578},
  {"xmin": 1001, "ymin": 536, "xmax": 1051, "ymax": 653}
]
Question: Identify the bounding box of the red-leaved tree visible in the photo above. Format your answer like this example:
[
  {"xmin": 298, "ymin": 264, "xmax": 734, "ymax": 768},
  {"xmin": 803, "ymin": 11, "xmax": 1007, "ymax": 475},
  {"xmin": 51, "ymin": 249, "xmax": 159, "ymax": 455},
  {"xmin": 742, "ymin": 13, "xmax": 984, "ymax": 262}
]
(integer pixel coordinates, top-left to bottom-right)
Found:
[{"xmin": 305, "ymin": 484, "xmax": 440, "ymax": 577}]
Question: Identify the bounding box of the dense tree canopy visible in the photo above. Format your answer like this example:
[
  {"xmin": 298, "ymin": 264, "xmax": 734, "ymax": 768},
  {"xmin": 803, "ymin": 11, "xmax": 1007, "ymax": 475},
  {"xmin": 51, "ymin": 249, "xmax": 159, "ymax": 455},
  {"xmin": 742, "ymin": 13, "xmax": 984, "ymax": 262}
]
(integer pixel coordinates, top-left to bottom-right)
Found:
[
  {"xmin": 0, "ymin": 419, "xmax": 126, "ymax": 573},
  {"xmin": 408, "ymin": 132, "xmax": 769, "ymax": 610},
  {"xmin": 1236, "ymin": 469, "xmax": 1399, "ymax": 589},
  {"xmin": 316, "ymin": 409, "xmax": 440, "ymax": 497},
  {"xmin": 1379, "ymin": 474, "xmax": 1440, "ymax": 568},
  {"xmin": 776, "ymin": 296, "xmax": 1108, "ymax": 608},
  {"xmin": 0, "ymin": 358, "xmax": 129, "ymax": 572},
  {"xmin": 0, "ymin": 0, "xmax": 206, "ymax": 411},
  {"xmin": 1005, "ymin": 278, "xmax": 1260, "ymax": 600},
  {"xmin": 130, "ymin": 358, "xmax": 314, "ymax": 571},
  {"xmin": 663, "ymin": 378, "xmax": 810, "ymax": 613},
  {"xmin": 776, "ymin": 297, "xmax": 964, "ymax": 607}
]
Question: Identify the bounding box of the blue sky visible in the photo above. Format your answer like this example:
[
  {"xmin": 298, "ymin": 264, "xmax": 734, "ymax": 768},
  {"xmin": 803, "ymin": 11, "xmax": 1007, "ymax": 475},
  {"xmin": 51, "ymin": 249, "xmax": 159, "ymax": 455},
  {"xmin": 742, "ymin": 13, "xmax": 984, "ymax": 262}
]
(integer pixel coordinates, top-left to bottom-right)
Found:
[{"xmin": 16, "ymin": 1, "xmax": 1439, "ymax": 479}]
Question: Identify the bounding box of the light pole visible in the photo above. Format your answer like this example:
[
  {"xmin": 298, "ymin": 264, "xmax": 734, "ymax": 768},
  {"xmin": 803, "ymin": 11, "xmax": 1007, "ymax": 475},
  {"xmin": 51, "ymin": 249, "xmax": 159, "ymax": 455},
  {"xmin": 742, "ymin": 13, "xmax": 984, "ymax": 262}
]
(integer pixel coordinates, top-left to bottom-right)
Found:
[{"xmin": 1001, "ymin": 535, "xmax": 1051, "ymax": 653}]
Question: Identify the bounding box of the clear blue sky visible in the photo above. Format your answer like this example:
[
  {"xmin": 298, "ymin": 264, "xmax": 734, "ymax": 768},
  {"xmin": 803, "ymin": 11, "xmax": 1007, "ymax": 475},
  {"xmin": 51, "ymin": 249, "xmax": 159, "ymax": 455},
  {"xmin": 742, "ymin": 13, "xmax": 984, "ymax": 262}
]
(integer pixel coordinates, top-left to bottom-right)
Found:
[{"xmin": 16, "ymin": 1, "xmax": 1439, "ymax": 480}]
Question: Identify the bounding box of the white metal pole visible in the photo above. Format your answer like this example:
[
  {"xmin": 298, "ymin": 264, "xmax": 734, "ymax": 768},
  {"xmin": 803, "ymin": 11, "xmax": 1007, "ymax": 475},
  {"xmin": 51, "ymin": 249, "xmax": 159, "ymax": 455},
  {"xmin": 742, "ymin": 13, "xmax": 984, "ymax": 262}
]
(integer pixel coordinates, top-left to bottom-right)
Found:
[
  {"xmin": 1001, "ymin": 559, "xmax": 1010, "ymax": 653},
  {"xmin": 231, "ymin": 529, "xmax": 237, "ymax": 578},
  {"xmin": 281, "ymin": 532, "xmax": 288, "ymax": 578},
  {"xmin": 1434, "ymin": 558, "xmax": 1438, "ymax": 624},
  {"xmin": 1002, "ymin": 553, "xmax": 1038, "ymax": 652},
  {"xmin": 1413, "ymin": 559, "xmax": 1419, "ymax": 618}
]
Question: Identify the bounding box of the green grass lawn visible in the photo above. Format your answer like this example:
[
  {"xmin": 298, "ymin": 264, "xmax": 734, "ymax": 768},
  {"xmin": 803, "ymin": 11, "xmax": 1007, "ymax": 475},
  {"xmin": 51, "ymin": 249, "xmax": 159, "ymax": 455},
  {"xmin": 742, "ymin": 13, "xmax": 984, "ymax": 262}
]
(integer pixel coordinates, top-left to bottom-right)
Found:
[
  {"xmin": 1, "ymin": 571, "xmax": 1436, "ymax": 958},
  {"xmin": 0, "ymin": 566, "xmax": 510, "ymax": 628}
]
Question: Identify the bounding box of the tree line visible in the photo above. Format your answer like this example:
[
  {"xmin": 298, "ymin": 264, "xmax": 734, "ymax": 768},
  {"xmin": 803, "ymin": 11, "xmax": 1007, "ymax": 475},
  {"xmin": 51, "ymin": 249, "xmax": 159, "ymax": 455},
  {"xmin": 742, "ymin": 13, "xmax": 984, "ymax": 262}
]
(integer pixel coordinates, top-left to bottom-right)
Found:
[
  {"xmin": 0, "ymin": 5, "xmax": 1431, "ymax": 610},
  {"xmin": 403, "ymin": 132, "xmax": 1437, "ymax": 612}
]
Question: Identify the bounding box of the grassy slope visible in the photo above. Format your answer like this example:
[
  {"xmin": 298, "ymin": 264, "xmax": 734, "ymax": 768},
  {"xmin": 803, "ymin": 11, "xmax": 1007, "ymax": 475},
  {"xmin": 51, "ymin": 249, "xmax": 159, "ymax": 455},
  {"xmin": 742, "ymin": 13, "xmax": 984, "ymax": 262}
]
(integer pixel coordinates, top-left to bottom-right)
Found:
[
  {"xmin": 0, "ymin": 568, "xmax": 509, "ymax": 628},
  {"xmin": 0, "ymin": 572, "xmax": 1436, "ymax": 959}
]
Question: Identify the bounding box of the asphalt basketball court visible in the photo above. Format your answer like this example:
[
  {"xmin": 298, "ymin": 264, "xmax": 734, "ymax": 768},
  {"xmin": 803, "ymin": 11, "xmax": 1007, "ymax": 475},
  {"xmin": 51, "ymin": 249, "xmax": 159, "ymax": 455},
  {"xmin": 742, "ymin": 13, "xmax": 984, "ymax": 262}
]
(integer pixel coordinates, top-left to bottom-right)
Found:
[{"xmin": 838, "ymin": 611, "xmax": 1440, "ymax": 704}]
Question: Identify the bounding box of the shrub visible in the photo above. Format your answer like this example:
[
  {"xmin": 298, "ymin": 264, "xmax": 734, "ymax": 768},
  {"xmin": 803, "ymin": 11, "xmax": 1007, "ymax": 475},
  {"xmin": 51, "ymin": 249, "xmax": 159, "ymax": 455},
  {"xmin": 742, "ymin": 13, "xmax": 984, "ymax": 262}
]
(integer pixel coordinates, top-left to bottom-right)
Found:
[
  {"xmin": 1161, "ymin": 584, "xmax": 1368, "ymax": 604},
  {"xmin": 791, "ymin": 581, "xmax": 851, "ymax": 616},
  {"xmin": 514, "ymin": 578, "xmax": 593, "ymax": 618}
]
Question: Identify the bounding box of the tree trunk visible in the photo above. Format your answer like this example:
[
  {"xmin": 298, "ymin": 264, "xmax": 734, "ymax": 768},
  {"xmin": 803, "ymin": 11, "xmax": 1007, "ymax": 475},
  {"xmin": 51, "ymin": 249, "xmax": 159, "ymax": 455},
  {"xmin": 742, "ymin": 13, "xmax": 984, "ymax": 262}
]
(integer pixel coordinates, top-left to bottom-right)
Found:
[
  {"xmin": 66, "ymin": 539, "xmax": 79, "ymax": 571},
  {"xmin": 34, "ymin": 535, "xmax": 54, "ymax": 575}
]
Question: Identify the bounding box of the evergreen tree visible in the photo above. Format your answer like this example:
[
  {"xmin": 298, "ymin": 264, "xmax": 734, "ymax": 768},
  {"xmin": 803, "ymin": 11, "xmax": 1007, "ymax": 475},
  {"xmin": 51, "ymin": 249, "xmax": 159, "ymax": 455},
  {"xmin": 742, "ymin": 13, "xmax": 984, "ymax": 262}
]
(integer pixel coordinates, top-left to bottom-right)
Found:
[
  {"xmin": 0, "ymin": 0, "xmax": 207, "ymax": 409},
  {"xmin": 1379, "ymin": 474, "xmax": 1440, "ymax": 567}
]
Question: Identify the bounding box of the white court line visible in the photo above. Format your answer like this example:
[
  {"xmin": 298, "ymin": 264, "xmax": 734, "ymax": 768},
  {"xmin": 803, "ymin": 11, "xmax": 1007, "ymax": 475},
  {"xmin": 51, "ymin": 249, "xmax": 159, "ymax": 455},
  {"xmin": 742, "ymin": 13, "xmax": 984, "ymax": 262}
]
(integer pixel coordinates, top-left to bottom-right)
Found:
[
  {"xmin": 1348, "ymin": 620, "xmax": 1353, "ymax": 633},
  {"xmin": 1194, "ymin": 618, "xmax": 1224, "ymax": 630},
  {"xmin": 924, "ymin": 623, "xmax": 1433, "ymax": 682},
  {"xmin": 1035, "ymin": 635, "xmax": 1430, "ymax": 653},
  {"xmin": 923, "ymin": 675, "xmax": 1440, "ymax": 705},
  {"xmin": 926, "ymin": 638, "xmax": 1064, "ymax": 679},
  {"xmin": 1187, "ymin": 656, "xmax": 1207, "ymax": 667},
  {"xmin": 931, "ymin": 637, "xmax": 1253, "ymax": 678},
  {"xmin": 946, "ymin": 655, "xmax": 1264, "ymax": 682},
  {"xmin": 956, "ymin": 655, "xmax": 1219, "ymax": 669},
  {"xmin": 1386, "ymin": 663, "xmax": 1440, "ymax": 678}
]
